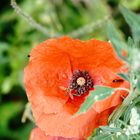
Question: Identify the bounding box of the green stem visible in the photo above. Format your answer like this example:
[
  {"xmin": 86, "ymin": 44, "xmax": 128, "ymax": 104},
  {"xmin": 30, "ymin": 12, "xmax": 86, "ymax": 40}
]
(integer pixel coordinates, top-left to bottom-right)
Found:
[{"xmin": 109, "ymin": 92, "xmax": 138, "ymax": 123}]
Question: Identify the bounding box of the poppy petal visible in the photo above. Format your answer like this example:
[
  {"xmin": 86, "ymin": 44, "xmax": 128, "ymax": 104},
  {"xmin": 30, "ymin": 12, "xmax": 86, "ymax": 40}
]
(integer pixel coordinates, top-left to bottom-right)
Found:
[
  {"xmin": 36, "ymin": 108, "xmax": 99, "ymax": 138},
  {"xmin": 24, "ymin": 36, "xmax": 129, "ymax": 138},
  {"xmin": 30, "ymin": 127, "xmax": 85, "ymax": 140},
  {"xmin": 92, "ymin": 78, "xmax": 129, "ymax": 113}
]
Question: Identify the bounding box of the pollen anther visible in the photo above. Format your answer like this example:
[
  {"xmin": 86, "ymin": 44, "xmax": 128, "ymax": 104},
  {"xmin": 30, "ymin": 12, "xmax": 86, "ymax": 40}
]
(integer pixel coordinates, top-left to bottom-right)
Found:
[
  {"xmin": 77, "ymin": 77, "xmax": 86, "ymax": 86},
  {"xmin": 69, "ymin": 70, "xmax": 93, "ymax": 96}
]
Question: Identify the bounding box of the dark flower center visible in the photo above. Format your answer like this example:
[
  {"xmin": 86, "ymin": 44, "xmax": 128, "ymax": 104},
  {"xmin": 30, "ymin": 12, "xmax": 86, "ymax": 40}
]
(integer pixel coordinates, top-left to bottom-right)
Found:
[{"xmin": 69, "ymin": 70, "xmax": 93, "ymax": 96}]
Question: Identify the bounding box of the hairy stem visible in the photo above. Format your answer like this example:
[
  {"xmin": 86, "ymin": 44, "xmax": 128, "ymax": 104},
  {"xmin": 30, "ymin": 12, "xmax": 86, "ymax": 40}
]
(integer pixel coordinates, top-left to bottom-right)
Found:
[{"xmin": 11, "ymin": 0, "xmax": 61, "ymax": 37}]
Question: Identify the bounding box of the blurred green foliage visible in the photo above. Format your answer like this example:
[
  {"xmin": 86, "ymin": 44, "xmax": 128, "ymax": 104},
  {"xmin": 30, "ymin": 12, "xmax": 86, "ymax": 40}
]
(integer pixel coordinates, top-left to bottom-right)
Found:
[{"xmin": 0, "ymin": 0, "xmax": 140, "ymax": 139}]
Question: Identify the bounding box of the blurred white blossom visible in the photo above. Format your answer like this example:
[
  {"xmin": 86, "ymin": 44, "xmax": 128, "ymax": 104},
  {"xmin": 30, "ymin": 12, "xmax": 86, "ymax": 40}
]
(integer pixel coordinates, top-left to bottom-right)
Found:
[
  {"xmin": 124, "ymin": 107, "xmax": 140, "ymax": 135},
  {"xmin": 132, "ymin": 49, "xmax": 140, "ymax": 71}
]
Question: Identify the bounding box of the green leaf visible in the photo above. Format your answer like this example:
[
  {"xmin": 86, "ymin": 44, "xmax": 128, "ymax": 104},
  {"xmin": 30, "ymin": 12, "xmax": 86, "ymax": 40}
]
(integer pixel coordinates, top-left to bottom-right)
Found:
[
  {"xmin": 127, "ymin": 36, "xmax": 135, "ymax": 48},
  {"xmin": 120, "ymin": 5, "xmax": 140, "ymax": 44},
  {"xmin": 77, "ymin": 86, "xmax": 114, "ymax": 114},
  {"xmin": 121, "ymin": 0, "xmax": 140, "ymax": 10},
  {"xmin": 100, "ymin": 126, "xmax": 122, "ymax": 133},
  {"xmin": 92, "ymin": 134, "xmax": 112, "ymax": 140},
  {"xmin": 136, "ymin": 76, "xmax": 140, "ymax": 91},
  {"xmin": 117, "ymin": 134, "xmax": 129, "ymax": 140},
  {"xmin": 107, "ymin": 22, "xmax": 127, "ymax": 61},
  {"xmin": 117, "ymin": 73, "xmax": 130, "ymax": 82},
  {"xmin": 123, "ymin": 103, "xmax": 134, "ymax": 123},
  {"xmin": 124, "ymin": 96, "xmax": 140, "ymax": 123}
]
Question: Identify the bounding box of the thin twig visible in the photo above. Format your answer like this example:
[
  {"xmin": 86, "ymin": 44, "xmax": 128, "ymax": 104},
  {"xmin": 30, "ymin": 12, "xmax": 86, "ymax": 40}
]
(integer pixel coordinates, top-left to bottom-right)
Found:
[
  {"xmin": 11, "ymin": 0, "xmax": 61, "ymax": 37},
  {"xmin": 11, "ymin": 0, "xmax": 110, "ymax": 39},
  {"xmin": 21, "ymin": 102, "xmax": 34, "ymax": 123},
  {"xmin": 68, "ymin": 15, "xmax": 110, "ymax": 38}
]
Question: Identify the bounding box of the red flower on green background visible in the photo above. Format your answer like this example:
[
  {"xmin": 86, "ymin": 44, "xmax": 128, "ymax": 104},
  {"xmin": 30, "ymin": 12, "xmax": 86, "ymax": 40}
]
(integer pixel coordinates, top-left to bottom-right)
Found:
[{"xmin": 24, "ymin": 36, "xmax": 129, "ymax": 139}]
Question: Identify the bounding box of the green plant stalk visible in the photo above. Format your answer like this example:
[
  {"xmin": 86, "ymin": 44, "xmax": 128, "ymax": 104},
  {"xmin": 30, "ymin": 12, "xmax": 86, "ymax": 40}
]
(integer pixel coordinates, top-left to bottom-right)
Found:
[
  {"xmin": 109, "ymin": 91, "xmax": 138, "ymax": 123},
  {"xmin": 11, "ymin": 0, "xmax": 61, "ymax": 37}
]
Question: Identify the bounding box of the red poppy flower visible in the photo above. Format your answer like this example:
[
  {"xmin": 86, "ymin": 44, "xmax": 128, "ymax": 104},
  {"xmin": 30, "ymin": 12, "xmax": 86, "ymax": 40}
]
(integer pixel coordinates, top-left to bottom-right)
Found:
[
  {"xmin": 30, "ymin": 127, "xmax": 85, "ymax": 140},
  {"xmin": 24, "ymin": 36, "xmax": 129, "ymax": 139}
]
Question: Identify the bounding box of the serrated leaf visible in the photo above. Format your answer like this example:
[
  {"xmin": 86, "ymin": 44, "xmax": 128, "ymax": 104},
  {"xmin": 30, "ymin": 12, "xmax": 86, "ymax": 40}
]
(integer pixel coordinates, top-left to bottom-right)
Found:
[
  {"xmin": 120, "ymin": 6, "xmax": 140, "ymax": 44},
  {"xmin": 117, "ymin": 73, "xmax": 130, "ymax": 82},
  {"xmin": 107, "ymin": 22, "xmax": 127, "ymax": 61},
  {"xmin": 100, "ymin": 126, "xmax": 122, "ymax": 133},
  {"xmin": 77, "ymin": 86, "xmax": 114, "ymax": 114}
]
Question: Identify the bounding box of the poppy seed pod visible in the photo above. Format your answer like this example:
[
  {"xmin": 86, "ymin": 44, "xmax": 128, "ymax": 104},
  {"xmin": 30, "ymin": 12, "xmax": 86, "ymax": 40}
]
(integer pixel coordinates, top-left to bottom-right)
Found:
[{"xmin": 69, "ymin": 70, "xmax": 93, "ymax": 96}]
